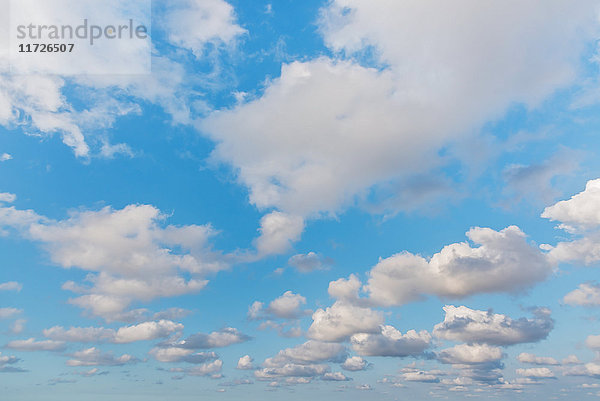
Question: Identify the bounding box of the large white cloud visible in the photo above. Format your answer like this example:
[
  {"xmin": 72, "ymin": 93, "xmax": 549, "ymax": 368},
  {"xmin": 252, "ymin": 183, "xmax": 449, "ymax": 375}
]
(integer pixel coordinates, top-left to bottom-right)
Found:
[
  {"xmin": 433, "ymin": 305, "xmax": 554, "ymax": 346},
  {"xmin": 366, "ymin": 226, "xmax": 552, "ymax": 306},
  {"xmin": 202, "ymin": 1, "xmax": 598, "ymax": 220}
]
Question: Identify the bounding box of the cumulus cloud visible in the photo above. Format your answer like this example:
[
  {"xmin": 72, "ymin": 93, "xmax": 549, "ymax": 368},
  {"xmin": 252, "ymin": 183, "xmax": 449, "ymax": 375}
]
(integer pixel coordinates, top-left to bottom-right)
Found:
[
  {"xmin": 350, "ymin": 325, "xmax": 431, "ymax": 357},
  {"xmin": 516, "ymin": 367, "xmax": 556, "ymax": 379},
  {"xmin": 341, "ymin": 356, "xmax": 368, "ymax": 371},
  {"xmin": 249, "ymin": 291, "xmax": 310, "ymax": 321},
  {"xmin": 564, "ymin": 283, "xmax": 600, "ymax": 306},
  {"xmin": 237, "ymin": 355, "xmax": 253, "ymax": 370},
  {"xmin": 44, "ymin": 320, "xmax": 183, "ymax": 344},
  {"xmin": 0, "ymin": 282, "xmax": 22, "ymax": 291},
  {"xmin": 264, "ymin": 341, "xmax": 346, "ymax": 367},
  {"xmin": 517, "ymin": 353, "xmax": 559, "ymax": 366},
  {"xmin": 563, "ymin": 363, "xmax": 600, "ymax": 378},
  {"xmin": 0, "ymin": 203, "xmax": 227, "ymax": 320},
  {"xmin": 542, "ymin": 179, "xmax": 600, "ymax": 265},
  {"xmin": 542, "ymin": 179, "xmax": 600, "ymax": 231},
  {"xmin": 307, "ymin": 301, "xmax": 384, "ymax": 342},
  {"xmin": 288, "ymin": 252, "xmax": 332, "ymax": 273},
  {"xmin": 253, "ymin": 212, "xmax": 304, "ymax": 256},
  {"xmin": 66, "ymin": 347, "xmax": 138, "ymax": 367},
  {"xmin": 6, "ymin": 338, "xmax": 66, "ymax": 352},
  {"xmin": 254, "ymin": 341, "xmax": 346, "ymax": 382},
  {"xmin": 322, "ymin": 371, "xmax": 350, "ymax": 381},
  {"xmin": 0, "ymin": 153, "xmax": 12, "ymax": 162},
  {"xmin": 433, "ymin": 305, "xmax": 554, "ymax": 346},
  {"xmin": 366, "ymin": 226, "xmax": 553, "ymax": 306},
  {"xmin": 437, "ymin": 344, "xmax": 503, "ymax": 365}
]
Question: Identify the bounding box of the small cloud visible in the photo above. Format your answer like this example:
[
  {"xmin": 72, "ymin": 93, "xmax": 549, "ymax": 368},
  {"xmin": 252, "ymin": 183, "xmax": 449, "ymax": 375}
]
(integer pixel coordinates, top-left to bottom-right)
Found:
[{"xmin": 0, "ymin": 153, "xmax": 12, "ymax": 162}]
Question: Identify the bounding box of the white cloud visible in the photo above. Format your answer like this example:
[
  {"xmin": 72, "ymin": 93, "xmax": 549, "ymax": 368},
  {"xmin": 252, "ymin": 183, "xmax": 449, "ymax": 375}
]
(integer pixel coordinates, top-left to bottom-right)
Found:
[
  {"xmin": 0, "ymin": 193, "xmax": 16, "ymax": 203},
  {"xmin": 159, "ymin": 0, "xmax": 246, "ymax": 57},
  {"xmin": 10, "ymin": 319, "xmax": 26, "ymax": 335},
  {"xmin": 350, "ymin": 325, "xmax": 431, "ymax": 357},
  {"xmin": 437, "ymin": 344, "xmax": 503, "ymax": 365},
  {"xmin": 541, "ymin": 179, "xmax": 600, "ymax": 265},
  {"xmin": 328, "ymin": 274, "xmax": 362, "ymax": 303},
  {"xmin": 186, "ymin": 359, "xmax": 223, "ymax": 376},
  {"xmin": 542, "ymin": 179, "xmax": 600, "ymax": 230},
  {"xmin": 564, "ymin": 283, "xmax": 600, "ymax": 306},
  {"xmin": 0, "ymin": 0, "xmax": 247, "ymax": 157},
  {"xmin": 149, "ymin": 347, "xmax": 218, "ymax": 364},
  {"xmin": 44, "ymin": 320, "xmax": 183, "ymax": 344},
  {"xmin": 0, "ymin": 281, "xmax": 22, "ymax": 291},
  {"xmin": 254, "ymin": 341, "xmax": 346, "ymax": 382},
  {"xmin": 264, "ymin": 341, "xmax": 346, "ymax": 366},
  {"xmin": 177, "ymin": 327, "xmax": 251, "ymax": 349},
  {"xmin": 516, "ymin": 367, "xmax": 555, "ymax": 379},
  {"xmin": 0, "ymin": 203, "xmax": 227, "ymax": 321},
  {"xmin": 366, "ymin": 226, "xmax": 553, "ymax": 306},
  {"xmin": 564, "ymin": 363, "xmax": 600, "ymax": 378},
  {"xmin": 254, "ymin": 211, "xmax": 304, "ymax": 256},
  {"xmin": 433, "ymin": 305, "xmax": 554, "ymax": 345},
  {"xmin": 288, "ymin": 252, "xmax": 331, "ymax": 273},
  {"xmin": 6, "ymin": 338, "xmax": 66, "ymax": 352},
  {"xmin": 66, "ymin": 347, "xmax": 138, "ymax": 366},
  {"xmin": 0, "ymin": 308, "xmax": 22, "ymax": 319},
  {"xmin": 263, "ymin": 291, "xmax": 309, "ymax": 319},
  {"xmin": 202, "ymin": 0, "xmax": 597, "ymax": 220},
  {"xmin": 307, "ymin": 301, "xmax": 384, "ymax": 342},
  {"xmin": 341, "ymin": 356, "xmax": 367, "ymax": 371},
  {"xmin": 0, "ymin": 153, "xmax": 12, "ymax": 162},
  {"xmin": 237, "ymin": 355, "xmax": 253, "ymax": 370},
  {"xmin": 517, "ymin": 353, "xmax": 559, "ymax": 366},
  {"xmin": 113, "ymin": 320, "xmax": 184, "ymax": 343},
  {"xmin": 585, "ymin": 335, "xmax": 600, "ymax": 350},
  {"xmin": 401, "ymin": 371, "xmax": 440, "ymax": 383},
  {"xmin": 322, "ymin": 372, "xmax": 350, "ymax": 381}
]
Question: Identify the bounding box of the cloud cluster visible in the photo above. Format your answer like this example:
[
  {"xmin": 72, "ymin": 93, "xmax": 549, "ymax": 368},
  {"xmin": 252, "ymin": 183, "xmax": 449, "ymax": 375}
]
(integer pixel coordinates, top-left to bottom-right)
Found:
[
  {"xmin": 0, "ymin": 203, "xmax": 227, "ymax": 320},
  {"xmin": 254, "ymin": 340, "xmax": 347, "ymax": 384},
  {"xmin": 433, "ymin": 305, "xmax": 554, "ymax": 345}
]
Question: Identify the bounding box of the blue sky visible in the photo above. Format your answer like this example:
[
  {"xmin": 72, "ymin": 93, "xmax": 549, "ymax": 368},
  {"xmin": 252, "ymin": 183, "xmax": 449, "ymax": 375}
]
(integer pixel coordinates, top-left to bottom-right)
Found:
[{"xmin": 2, "ymin": 0, "xmax": 600, "ymax": 399}]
